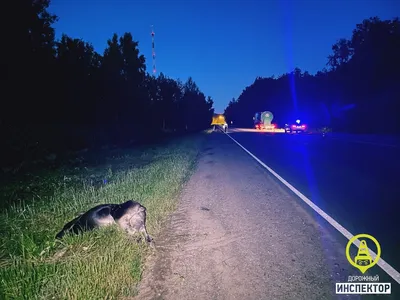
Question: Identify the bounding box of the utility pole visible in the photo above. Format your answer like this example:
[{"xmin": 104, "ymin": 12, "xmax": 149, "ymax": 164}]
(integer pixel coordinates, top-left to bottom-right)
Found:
[{"xmin": 151, "ymin": 25, "xmax": 156, "ymax": 74}]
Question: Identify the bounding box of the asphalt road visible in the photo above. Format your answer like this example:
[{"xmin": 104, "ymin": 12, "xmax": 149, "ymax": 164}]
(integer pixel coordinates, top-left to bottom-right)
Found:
[
  {"xmin": 138, "ymin": 130, "xmax": 398, "ymax": 299},
  {"xmin": 228, "ymin": 128, "xmax": 400, "ymax": 279}
]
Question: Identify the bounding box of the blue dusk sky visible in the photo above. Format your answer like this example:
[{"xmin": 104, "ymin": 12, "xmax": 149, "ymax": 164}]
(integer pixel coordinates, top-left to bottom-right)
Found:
[{"xmin": 49, "ymin": 0, "xmax": 399, "ymax": 113}]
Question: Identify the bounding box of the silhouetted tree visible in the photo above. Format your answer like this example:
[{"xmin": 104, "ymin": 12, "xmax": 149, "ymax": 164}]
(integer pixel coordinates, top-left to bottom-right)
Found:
[{"xmin": 1, "ymin": 0, "xmax": 215, "ymax": 170}]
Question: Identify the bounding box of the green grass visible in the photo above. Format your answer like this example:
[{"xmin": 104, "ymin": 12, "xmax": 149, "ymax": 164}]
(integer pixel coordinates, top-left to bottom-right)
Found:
[{"xmin": 0, "ymin": 132, "xmax": 208, "ymax": 300}]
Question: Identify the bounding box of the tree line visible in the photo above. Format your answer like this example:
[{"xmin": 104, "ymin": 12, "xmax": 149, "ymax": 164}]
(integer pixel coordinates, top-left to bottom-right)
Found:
[
  {"xmin": 224, "ymin": 17, "xmax": 400, "ymax": 134},
  {"xmin": 1, "ymin": 0, "xmax": 214, "ymax": 170}
]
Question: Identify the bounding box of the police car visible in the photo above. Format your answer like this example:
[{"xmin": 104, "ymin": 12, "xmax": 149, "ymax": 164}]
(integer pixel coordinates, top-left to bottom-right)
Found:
[{"xmin": 284, "ymin": 119, "xmax": 307, "ymax": 134}]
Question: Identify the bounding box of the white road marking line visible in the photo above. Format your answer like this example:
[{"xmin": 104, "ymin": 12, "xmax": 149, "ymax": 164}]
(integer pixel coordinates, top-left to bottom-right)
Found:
[{"xmin": 222, "ymin": 130, "xmax": 400, "ymax": 285}]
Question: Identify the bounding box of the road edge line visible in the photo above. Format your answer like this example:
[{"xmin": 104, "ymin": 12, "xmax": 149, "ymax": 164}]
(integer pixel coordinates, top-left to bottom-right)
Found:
[{"xmin": 223, "ymin": 130, "xmax": 400, "ymax": 284}]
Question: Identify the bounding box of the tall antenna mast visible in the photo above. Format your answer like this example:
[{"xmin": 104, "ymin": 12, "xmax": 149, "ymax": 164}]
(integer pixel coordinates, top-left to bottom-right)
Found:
[{"xmin": 151, "ymin": 25, "xmax": 156, "ymax": 74}]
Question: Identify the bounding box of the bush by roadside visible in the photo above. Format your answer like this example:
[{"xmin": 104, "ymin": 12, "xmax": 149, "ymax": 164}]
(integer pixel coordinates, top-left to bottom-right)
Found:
[{"xmin": 316, "ymin": 126, "xmax": 333, "ymax": 133}]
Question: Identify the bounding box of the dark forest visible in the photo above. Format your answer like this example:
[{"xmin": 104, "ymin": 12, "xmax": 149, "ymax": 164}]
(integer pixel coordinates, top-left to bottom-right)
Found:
[
  {"xmin": 1, "ymin": 0, "xmax": 214, "ymax": 170},
  {"xmin": 224, "ymin": 17, "xmax": 400, "ymax": 133}
]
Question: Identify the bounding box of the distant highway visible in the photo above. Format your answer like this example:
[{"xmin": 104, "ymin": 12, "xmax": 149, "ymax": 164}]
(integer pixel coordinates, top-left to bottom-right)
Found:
[{"xmin": 227, "ymin": 128, "xmax": 400, "ymax": 277}]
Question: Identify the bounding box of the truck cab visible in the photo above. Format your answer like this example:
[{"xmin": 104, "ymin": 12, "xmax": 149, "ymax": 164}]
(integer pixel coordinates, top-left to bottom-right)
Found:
[{"xmin": 254, "ymin": 111, "xmax": 276, "ymax": 130}]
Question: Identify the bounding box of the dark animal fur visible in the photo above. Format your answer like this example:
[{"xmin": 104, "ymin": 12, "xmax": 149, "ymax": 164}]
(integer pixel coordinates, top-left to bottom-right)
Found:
[{"xmin": 56, "ymin": 200, "xmax": 152, "ymax": 243}]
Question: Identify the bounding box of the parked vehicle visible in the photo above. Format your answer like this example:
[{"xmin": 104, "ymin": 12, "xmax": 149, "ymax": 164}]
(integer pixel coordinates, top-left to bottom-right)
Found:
[{"xmin": 284, "ymin": 119, "xmax": 307, "ymax": 134}]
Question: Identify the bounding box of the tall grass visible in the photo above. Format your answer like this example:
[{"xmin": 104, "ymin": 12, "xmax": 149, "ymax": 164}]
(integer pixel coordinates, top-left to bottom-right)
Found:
[{"xmin": 0, "ymin": 133, "xmax": 206, "ymax": 299}]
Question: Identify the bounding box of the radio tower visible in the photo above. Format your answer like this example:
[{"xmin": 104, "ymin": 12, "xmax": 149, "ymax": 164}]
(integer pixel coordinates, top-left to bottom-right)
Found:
[{"xmin": 151, "ymin": 25, "xmax": 156, "ymax": 74}]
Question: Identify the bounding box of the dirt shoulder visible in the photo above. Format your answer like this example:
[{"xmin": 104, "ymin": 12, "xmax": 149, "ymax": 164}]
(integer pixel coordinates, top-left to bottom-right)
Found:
[{"xmin": 135, "ymin": 131, "xmax": 360, "ymax": 300}]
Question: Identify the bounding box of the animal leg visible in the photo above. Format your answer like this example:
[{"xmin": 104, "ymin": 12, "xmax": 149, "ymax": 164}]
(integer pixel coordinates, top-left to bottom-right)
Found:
[{"xmin": 140, "ymin": 226, "xmax": 153, "ymax": 243}]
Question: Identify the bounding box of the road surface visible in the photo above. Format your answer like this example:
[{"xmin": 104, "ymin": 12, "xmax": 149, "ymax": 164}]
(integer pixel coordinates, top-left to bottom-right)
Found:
[
  {"xmin": 227, "ymin": 128, "xmax": 400, "ymax": 275},
  {"xmin": 136, "ymin": 130, "xmax": 399, "ymax": 299}
]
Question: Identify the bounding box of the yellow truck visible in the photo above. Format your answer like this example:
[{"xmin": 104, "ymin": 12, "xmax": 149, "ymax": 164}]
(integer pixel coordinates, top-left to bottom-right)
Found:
[
  {"xmin": 211, "ymin": 114, "xmax": 228, "ymax": 132},
  {"xmin": 211, "ymin": 114, "xmax": 227, "ymax": 126}
]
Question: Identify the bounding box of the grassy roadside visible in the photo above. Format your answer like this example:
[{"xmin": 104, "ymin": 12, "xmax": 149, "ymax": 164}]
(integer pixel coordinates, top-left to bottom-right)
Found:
[{"xmin": 0, "ymin": 131, "xmax": 210, "ymax": 299}]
